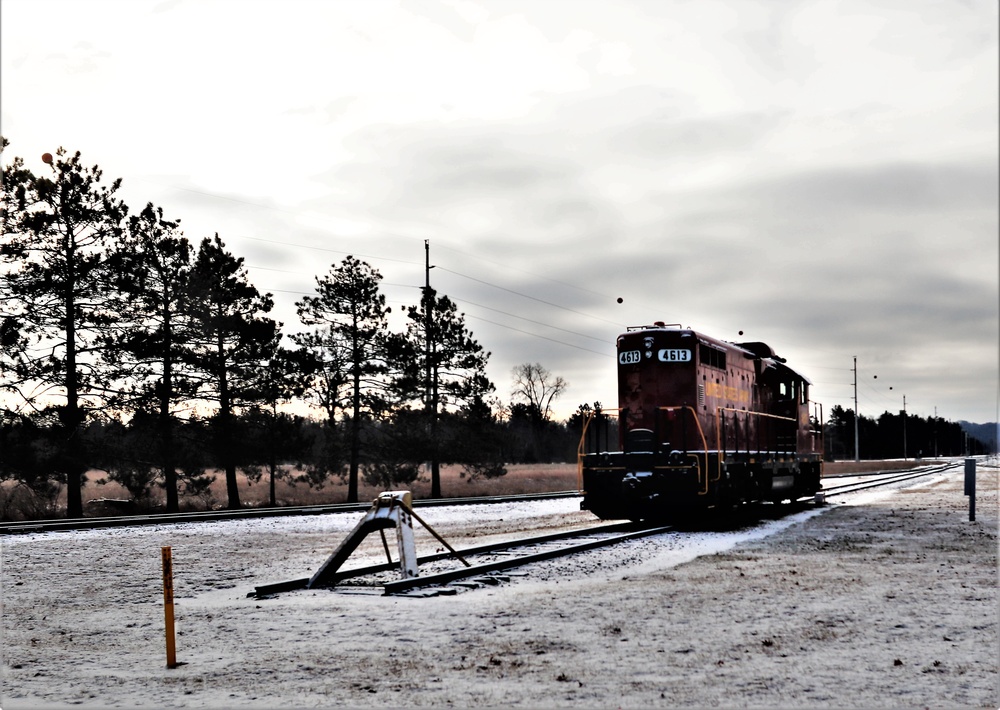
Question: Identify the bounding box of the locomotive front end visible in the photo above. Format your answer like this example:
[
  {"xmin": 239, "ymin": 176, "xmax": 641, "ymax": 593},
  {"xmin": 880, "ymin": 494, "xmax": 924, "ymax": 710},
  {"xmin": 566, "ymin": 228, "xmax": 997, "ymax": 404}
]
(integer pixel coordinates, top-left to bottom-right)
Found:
[{"xmin": 580, "ymin": 324, "xmax": 709, "ymax": 520}]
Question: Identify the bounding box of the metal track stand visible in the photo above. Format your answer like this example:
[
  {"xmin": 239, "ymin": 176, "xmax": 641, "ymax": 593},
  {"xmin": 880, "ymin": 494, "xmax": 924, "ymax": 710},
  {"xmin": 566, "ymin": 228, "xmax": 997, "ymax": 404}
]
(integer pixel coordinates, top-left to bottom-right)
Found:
[{"xmin": 307, "ymin": 491, "xmax": 469, "ymax": 589}]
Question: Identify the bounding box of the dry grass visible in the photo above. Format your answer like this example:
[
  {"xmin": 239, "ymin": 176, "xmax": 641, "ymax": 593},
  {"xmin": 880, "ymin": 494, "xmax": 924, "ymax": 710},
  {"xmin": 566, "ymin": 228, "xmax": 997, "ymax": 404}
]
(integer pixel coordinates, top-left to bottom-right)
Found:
[
  {"xmin": 72, "ymin": 463, "xmax": 582, "ymax": 512},
  {"xmin": 822, "ymin": 459, "xmax": 943, "ymax": 475}
]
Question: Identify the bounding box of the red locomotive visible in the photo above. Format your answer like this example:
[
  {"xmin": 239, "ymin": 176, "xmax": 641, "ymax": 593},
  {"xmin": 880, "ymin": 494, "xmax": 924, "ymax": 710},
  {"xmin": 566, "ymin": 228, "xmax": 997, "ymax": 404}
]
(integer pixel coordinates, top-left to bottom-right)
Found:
[{"xmin": 579, "ymin": 323, "xmax": 823, "ymax": 520}]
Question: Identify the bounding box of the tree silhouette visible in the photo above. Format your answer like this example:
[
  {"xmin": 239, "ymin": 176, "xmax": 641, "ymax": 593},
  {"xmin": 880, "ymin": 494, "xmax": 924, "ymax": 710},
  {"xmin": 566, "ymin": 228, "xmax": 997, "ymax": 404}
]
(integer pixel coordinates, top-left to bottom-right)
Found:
[
  {"xmin": 243, "ymin": 337, "xmax": 312, "ymax": 506},
  {"xmin": 1, "ymin": 143, "xmax": 128, "ymax": 517},
  {"xmin": 295, "ymin": 256, "xmax": 389, "ymax": 503},
  {"xmin": 112, "ymin": 203, "xmax": 198, "ymax": 511},
  {"xmin": 389, "ymin": 287, "xmax": 493, "ymax": 497},
  {"xmin": 510, "ymin": 362, "xmax": 568, "ymax": 461},
  {"xmin": 511, "ymin": 362, "xmax": 567, "ymax": 423},
  {"xmin": 186, "ymin": 235, "xmax": 277, "ymax": 509}
]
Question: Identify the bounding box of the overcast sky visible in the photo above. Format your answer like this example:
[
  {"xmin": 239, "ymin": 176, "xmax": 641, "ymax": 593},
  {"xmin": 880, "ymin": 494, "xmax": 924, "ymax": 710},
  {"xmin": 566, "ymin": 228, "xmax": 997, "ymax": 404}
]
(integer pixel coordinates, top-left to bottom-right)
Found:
[{"xmin": 3, "ymin": 0, "xmax": 997, "ymax": 425}]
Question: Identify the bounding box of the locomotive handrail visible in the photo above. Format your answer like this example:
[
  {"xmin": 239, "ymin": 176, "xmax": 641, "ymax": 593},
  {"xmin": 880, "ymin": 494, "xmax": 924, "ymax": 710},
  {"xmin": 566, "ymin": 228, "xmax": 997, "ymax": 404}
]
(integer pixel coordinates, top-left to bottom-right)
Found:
[
  {"xmin": 576, "ymin": 407, "xmax": 622, "ymax": 492},
  {"xmin": 655, "ymin": 406, "xmax": 711, "ymax": 494},
  {"xmin": 715, "ymin": 408, "xmax": 797, "ymax": 422},
  {"xmin": 580, "ymin": 405, "xmax": 808, "ymax": 498},
  {"xmin": 715, "ymin": 407, "xmax": 798, "ymax": 470}
]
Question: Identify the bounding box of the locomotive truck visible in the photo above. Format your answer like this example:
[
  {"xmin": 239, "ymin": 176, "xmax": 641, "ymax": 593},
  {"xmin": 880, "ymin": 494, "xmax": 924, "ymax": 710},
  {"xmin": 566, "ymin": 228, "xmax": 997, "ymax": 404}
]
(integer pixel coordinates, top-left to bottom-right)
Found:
[{"xmin": 579, "ymin": 323, "xmax": 823, "ymax": 520}]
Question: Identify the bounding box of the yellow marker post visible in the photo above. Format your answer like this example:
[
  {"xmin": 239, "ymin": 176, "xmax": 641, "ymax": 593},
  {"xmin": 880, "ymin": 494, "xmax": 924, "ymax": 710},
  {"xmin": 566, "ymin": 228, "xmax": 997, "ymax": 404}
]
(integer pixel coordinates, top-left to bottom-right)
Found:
[{"xmin": 161, "ymin": 546, "xmax": 178, "ymax": 668}]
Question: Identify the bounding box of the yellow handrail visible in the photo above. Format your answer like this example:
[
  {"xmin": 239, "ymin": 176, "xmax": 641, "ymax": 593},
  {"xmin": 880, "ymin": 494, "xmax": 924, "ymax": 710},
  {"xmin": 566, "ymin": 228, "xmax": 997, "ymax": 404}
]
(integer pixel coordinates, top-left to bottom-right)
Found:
[
  {"xmin": 575, "ymin": 407, "xmax": 622, "ymax": 492},
  {"xmin": 655, "ymin": 406, "xmax": 711, "ymax": 494},
  {"xmin": 714, "ymin": 407, "xmax": 799, "ymax": 480},
  {"xmin": 579, "ymin": 404, "xmax": 812, "ymax": 499}
]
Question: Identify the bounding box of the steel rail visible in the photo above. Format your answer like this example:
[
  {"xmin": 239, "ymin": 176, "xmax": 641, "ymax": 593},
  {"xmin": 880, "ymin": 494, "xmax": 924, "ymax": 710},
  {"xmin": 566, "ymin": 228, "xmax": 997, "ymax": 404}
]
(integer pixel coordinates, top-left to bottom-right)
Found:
[
  {"xmin": 821, "ymin": 463, "xmax": 955, "ymax": 480},
  {"xmin": 0, "ymin": 489, "xmax": 583, "ymax": 535},
  {"xmin": 382, "ymin": 523, "xmax": 674, "ymax": 595},
  {"xmin": 817, "ymin": 463, "xmax": 959, "ymax": 498},
  {"xmin": 256, "ymin": 461, "xmax": 963, "ymax": 597},
  {"xmin": 250, "ymin": 520, "xmax": 640, "ymax": 598},
  {"xmin": 3, "ymin": 461, "xmax": 959, "ymax": 535}
]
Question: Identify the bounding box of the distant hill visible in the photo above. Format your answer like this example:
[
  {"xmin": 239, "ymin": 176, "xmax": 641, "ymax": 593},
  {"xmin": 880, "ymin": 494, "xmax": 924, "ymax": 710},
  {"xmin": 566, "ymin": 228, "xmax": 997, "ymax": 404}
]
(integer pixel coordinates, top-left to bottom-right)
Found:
[{"xmin": 959, "ymin": 421, "xmax": 998, "ymax": 453}]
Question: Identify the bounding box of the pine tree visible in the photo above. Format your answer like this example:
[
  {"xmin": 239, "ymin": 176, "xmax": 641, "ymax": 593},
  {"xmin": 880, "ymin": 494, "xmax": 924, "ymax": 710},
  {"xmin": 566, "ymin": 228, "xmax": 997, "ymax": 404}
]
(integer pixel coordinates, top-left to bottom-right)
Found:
[
  {"xmin": 186, "ymin": 235, "xmax": 278, "ymax": 509},
  {"xmin": 389, "ymin": 287, "xmax": 493, "ymax": 498},
  {"xmin": 112, "ymin": 203, "xmax": 198, "ymax": 511},
  {"xmin": 1, "ymin": 144, "xmax": 128, "ymax": 517},
  {"xmin": 295, "ymin": 256, "xmax": 389, "ymax": 503},
  {"xmin": 243, "ymin": 337, "xmax": 312, "ymax": 506}
]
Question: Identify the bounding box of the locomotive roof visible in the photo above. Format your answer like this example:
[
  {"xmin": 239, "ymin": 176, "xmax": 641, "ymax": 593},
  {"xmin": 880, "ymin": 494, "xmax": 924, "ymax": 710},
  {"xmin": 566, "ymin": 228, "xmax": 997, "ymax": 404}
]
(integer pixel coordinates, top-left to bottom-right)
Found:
[{"xmin": 622, "ymin": 323, "xmax": 812, "ymax": 384}]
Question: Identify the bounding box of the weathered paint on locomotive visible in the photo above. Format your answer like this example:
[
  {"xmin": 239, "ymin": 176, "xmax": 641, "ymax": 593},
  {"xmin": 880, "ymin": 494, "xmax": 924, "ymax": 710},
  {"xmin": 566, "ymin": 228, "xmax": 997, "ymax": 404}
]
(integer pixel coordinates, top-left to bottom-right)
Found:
[{"xmin": 580, "ymin": 323, "xmax": 823, "ymax": 521}]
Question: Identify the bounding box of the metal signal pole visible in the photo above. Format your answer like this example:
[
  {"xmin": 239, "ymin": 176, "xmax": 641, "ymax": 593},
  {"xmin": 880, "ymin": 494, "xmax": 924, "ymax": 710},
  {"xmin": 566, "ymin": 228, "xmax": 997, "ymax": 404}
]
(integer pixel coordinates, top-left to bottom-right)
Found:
[
  {"xmin": 853, "ymin": 357, "xmax": 860, "ymax": 462},
  {"xmin": 902, "ymin": 394, "xmax": 907, "ymax": 460},
  {"xmin": 934, "ymin": 406, "xmax": 938, "ymax": 458}
]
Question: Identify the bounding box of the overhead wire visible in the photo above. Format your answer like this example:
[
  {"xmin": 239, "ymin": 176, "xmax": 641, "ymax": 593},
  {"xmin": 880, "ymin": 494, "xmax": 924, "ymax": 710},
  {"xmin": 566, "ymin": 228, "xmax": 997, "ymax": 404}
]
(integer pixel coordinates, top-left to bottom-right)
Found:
[
  {"xmin": 449, "ymin": 297, "xmax": 608, "ymax": 344},
  {"xmin": 239, "ymin": 234, "xmax": 419, "ymax": 267},
  {"xmin": 232, "ymin": 232, "xmax": 625, "ymax": 355},
  {"xmin": 461, "ymin": 312, "xmax": 611, "ymax": 357},
  {"xmin": 434, "ymin": 242, "xmax": 614, "ymax": 303},
  {"xmin": 411, "ymin": 265, "xmax": 626, "ymax": 329},
  {"xmin": 244, "ymin": 256, "xmax": 618, "ymax": 354}
]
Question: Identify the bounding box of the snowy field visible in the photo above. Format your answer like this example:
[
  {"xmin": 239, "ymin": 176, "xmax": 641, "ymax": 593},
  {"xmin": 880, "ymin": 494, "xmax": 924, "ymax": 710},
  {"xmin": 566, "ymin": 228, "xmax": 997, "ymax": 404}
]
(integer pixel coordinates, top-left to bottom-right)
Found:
[{"xmin": 1, "ymin": 464, "xmax": 996, "ymax": 708}]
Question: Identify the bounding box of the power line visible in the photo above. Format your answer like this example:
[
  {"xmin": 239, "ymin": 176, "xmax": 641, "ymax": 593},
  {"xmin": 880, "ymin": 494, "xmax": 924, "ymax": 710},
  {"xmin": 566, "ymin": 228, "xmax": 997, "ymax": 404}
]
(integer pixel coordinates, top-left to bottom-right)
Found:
[
  {"xmin": 242, "ymin": 240, "xmax": 626, "ymax": 352},
  {"xmin": 131, "ymin": 178, "xmax": 628, "ymax": 343},
  {"xmin": 435, "ymin": 266, "xmax": 626, "ymax": 329},
  {"xmin": 238, "ymin": 234, "xmax": 418, "ymax": 266},
  {"xmin": 435, "ymin": 242, "xmax": 613, "ymax": 302},
  {"xmin": 461, "ymin": 312, "xmax": 611, "ymax": 357},
  {"xmin": 452, "ymin": 298, "xmax": 608, "ymax": 344}
]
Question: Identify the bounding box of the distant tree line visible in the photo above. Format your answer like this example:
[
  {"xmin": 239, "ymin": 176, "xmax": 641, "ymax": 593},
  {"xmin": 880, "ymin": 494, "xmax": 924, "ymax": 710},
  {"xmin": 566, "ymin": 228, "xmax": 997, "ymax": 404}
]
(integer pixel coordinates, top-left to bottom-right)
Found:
[
  {"xmin": 824, "ymin": 405, "xmax": 991, "ymax": 461},
  {"xmin": 0, "ymin": 141, "xmax": 584, "ymax": 519}
]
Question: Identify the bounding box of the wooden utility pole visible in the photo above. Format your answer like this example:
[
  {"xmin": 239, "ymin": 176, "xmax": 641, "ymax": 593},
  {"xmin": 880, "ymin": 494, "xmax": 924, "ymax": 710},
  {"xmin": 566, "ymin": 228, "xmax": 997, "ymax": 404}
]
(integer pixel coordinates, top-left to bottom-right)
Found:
[
  {"xmin": 424, "ymin": 241, "xmax": 441, "ymax": 497},
  {"xmin": 424, "ymin": 240, "xmax": 431, "ymax": 414}
]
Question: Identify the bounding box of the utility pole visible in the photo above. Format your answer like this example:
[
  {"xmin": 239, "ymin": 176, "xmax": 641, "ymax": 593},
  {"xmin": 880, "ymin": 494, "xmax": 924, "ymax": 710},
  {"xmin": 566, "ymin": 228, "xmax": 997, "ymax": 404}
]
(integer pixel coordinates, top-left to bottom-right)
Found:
[
  {"xmin": 853, "ymin": 357, "xmax": 860, "ymax": 462},
  {"xmin": 424, "ymin": 240, "xmax": 432, "ymax": 414},
  {"xmin": 902, "ymin": 394, "xmax": 908, "ymax": 460},
  {"xmin": 423, "ymin": 240, "xmax": 441, "ymax": 498},
  {"xmin": 934, "ymin": 406, "xmax": 938, "ymax": 458}
]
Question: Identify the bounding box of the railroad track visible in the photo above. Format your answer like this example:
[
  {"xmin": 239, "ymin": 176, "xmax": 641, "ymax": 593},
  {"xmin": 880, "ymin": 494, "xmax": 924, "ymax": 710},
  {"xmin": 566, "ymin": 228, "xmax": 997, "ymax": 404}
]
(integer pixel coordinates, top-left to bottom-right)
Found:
[
  {"xmin": 2, "ymin": 461, "xmax": 967, "ymax": 536},
  {"xmin": 0, "ymin": 489, "xmax": 582, "ymax": 535},
  {"xmin": 814, "ymin": 461, "xmax": 960, "ymax": 499},
  {"xmin": 355, "ymin": 462, "xmax": 964, "ymax": 597},
  {"xmin": 6, "ymin": 462, "xmax": 965, "ymax": 599},
  {"xmin": 250, "ymin": 520, "xmax": 674, "ymax": 598}
]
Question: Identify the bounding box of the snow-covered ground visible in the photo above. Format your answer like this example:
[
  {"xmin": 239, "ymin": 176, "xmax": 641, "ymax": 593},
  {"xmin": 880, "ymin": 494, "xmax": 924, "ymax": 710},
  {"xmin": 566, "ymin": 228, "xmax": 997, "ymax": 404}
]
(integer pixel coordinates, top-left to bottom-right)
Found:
[{"xmin": 1, "ymin": 464, "xmax": 996, "ymax": 708}]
